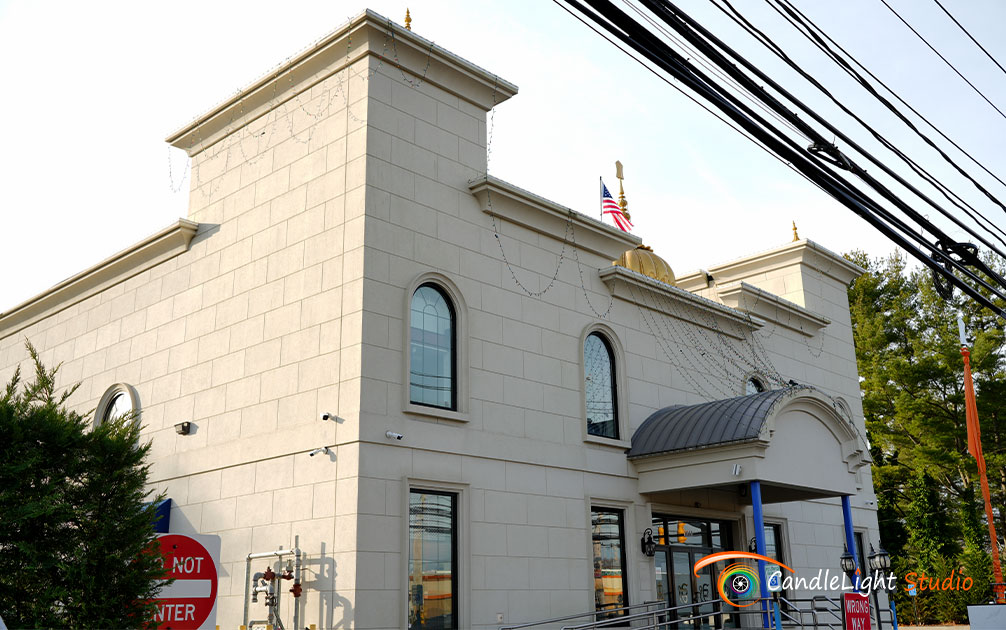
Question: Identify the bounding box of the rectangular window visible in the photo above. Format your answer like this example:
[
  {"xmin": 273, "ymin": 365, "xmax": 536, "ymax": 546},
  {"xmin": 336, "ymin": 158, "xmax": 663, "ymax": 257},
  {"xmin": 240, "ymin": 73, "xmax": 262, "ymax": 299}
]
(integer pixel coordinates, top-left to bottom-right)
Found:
[
  {"xmin": 764, "ymin": 523, "xmax": 786, "ymax": 598},
  {"xmin": 855, "ymin": 531, "xmax": 869, "ymax": 577},
  {"xmin": 651, "ymin": 514, "xmax": 732, "ymax": 549},
  {"xmin": 591, "ymin": 507, "xmax": 628, "ymax": 618},
  {"xmin": 409, "ymin": 490, "xmax": 458, "ymax": 630}
]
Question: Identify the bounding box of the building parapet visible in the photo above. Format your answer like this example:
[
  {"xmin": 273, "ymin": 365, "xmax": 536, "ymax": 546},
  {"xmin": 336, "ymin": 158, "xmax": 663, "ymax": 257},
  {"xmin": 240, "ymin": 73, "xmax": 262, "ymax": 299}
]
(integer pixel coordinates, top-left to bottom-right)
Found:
[
  {"xmin": 0, "ymin": 219, "xmax": 199, "ymax": 338},
  {"xmin": 166, "ymin": 9, "xmax": 518, "ymax": 157},
  {"xmin": 470, "ymin": 175, "xmax": 640, "ymax": 260},
  {"xmin": 717, "ymin": 281, "xmax": 830, "ymax": 337},
  {"xmin": 599, "ymin": 265, "xmax": 763, "ymax": 339}
]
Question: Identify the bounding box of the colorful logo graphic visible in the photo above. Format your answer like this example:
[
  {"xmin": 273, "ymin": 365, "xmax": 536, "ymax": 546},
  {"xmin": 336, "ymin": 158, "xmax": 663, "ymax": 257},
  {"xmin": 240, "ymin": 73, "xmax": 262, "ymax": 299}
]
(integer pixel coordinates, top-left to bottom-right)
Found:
[
  {"xmin": 694, "ymin": 551, "xmax": 795, "ymax": 608},
  {"xmin": 718, "ymin": 563, "xmax": 760, "ymax": 607}
]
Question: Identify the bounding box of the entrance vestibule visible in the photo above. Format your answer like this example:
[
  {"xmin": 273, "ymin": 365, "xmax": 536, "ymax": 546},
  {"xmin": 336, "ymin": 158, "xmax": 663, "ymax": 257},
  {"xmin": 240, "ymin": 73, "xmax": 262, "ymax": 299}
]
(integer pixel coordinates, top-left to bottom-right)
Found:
[{"xmin": 652, "ymin": 516, "xmax": 738, "ymax": 629}]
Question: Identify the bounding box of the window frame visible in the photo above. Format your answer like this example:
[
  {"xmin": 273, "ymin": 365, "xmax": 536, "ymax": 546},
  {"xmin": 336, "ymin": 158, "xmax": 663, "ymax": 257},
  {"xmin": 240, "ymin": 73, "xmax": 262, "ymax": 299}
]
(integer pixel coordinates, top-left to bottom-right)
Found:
[
  {"xmin": 403, "ymin": 273, "xmax": 469, "ymax": 423},
  {"xmin": 94, "ymin": 382, "xmax": 140, "ymax": 428},
  {"xmin": 589, "ymin": 504, "xmax": 631, "ymax": 619},
  {"xmin": 744, "ymin": 372, "xmax": 768, "ymax": 396},
  {"xmin": 580, "ymin": 325, "xmax": 629, "ymax": 448},
  {"xmin": 402, "ymin": 478, "xmax": 470, "ymax": 630},
  {"xmin": 762, "ymin": 521, "xmax": 789, "ymax": 600},
  {"xmin": 407, "ymin": 489, "xmax": 459, "ymax": 630}
]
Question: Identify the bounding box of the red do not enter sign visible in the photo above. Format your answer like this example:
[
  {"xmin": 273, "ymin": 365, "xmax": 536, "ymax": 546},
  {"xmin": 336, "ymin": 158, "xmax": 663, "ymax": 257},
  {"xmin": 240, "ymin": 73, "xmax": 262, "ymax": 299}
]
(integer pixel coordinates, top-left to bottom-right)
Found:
[{"xmin": 154, "ymin": 534, "xmax": 220, "ymax": 630}]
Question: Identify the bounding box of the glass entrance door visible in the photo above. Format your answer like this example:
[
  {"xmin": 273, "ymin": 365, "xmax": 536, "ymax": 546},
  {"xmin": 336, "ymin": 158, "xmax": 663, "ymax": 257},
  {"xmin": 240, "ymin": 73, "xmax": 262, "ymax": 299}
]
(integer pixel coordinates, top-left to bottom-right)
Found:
[
  {"xmin": 651, "ymin": 516, "xmax": 737, "ymax": 629},
  {"xmin": 654, "ymin": 547, "xmax": 724, "ymax": 629}
]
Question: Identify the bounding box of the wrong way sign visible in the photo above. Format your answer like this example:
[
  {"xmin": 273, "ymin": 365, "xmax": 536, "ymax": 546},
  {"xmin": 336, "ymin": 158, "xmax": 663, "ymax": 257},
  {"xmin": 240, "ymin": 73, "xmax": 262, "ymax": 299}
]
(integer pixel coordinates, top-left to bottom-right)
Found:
[{"xmin": 154, "ymin": 533, "xmax": 221, "ymax": 630}]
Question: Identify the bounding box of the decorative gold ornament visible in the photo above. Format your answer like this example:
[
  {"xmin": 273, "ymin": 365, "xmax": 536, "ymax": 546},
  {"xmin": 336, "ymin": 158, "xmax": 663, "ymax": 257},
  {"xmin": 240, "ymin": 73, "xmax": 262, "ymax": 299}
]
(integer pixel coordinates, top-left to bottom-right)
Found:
[
  {"xmin": 792, "ymin": 220, "xmax": 800, "ymax": 242},
  {"xmin": 615, "ymin": 160, "xmax": 630, "ymax": 221},
  {"xmin": 614, "ymin": 244, "xmax": 675, "ymax": 285},
  {"xmin": 405, "ymin": 8, "xmax": 412, "ymax": 31}
]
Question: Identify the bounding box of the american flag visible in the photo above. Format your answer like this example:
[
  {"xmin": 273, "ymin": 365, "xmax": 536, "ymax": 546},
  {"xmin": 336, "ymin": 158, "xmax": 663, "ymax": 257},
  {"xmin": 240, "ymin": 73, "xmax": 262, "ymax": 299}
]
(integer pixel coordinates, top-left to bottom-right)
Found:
[{"xmin": 600, "ymin": 179, "xmax": 632, "ymax": 232}]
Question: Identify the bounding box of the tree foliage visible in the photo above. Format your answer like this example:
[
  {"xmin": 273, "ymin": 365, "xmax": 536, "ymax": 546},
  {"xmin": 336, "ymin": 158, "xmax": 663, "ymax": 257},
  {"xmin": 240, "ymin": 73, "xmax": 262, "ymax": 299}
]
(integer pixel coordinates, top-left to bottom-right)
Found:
[
  {"xmin": 0, "ymin": 343, "xmax": 166, "ymax": 628},
  {"xmin": 847, "ymin": 250, "xmax": 1006, "ymax": 623}
]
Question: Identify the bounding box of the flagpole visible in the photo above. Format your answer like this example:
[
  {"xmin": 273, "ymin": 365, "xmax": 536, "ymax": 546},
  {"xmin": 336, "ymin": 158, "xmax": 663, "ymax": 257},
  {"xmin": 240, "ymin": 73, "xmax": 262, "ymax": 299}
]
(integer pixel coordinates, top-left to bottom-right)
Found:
[
  {"xmin": 599, "ymin": 177, "xmax": 603, "ymax": 221},
  {"xmin": 959, "ymin": 315, "xmax": 1005, "ymax": 604}
]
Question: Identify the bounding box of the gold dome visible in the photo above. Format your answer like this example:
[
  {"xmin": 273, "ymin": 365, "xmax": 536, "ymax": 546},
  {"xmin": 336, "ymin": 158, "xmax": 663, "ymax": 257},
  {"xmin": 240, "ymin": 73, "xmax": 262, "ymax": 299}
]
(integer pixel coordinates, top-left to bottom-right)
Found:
[{"xmin": 614, "ymin": 244, "xmax": 675, "ymax": 285}]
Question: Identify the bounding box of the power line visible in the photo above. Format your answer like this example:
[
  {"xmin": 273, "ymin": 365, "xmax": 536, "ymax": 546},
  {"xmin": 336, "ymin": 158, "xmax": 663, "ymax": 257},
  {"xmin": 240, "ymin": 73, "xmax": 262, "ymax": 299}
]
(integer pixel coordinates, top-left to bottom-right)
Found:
[
  {"xmin": 549, "ymin": 0, "xmax": 827, "ymax": 191},
  {"xmin": 618, "ymin": 0, "xmax": 811, "ymax": 142},
  {"xmin": 711, "ymin": 0, "xmax": 1006, "ymax": 255},
  {"xmin": 932, "ymin": 0, "xmax": 1006, "ymax": 79},
  {"xmin": 768, "ymin": 0, "xmax": 1006, "ymax": 229},
  {"xmin": 558, "ymin": 0, "xmax": 1006, "ymax": 318},
  {"xmin": 878, "ymin": 0, "xmax": 1006, "ymax": 122},
  {"xmin": 707, "ymin": 0, "xmax": 1006, "ymax": 257},
  {"xmin": 637, "ymin": 0, "xmax": 1006, "ymax": 283}
]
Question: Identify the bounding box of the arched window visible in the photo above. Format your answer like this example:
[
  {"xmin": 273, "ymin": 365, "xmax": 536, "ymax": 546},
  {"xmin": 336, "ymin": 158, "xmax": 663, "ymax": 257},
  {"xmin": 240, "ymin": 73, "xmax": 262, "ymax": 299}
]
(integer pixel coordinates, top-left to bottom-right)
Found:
[
  {"xmin": 95, "ymin": 383, "xmax": 139, "ymax": 427},
  {"xmin": 585, "ymin": 332, "xmax": 618, "ymax": 439},
  {"xmin": 410, "ymin": 284, "xmax": 456, "ymax": 410}
]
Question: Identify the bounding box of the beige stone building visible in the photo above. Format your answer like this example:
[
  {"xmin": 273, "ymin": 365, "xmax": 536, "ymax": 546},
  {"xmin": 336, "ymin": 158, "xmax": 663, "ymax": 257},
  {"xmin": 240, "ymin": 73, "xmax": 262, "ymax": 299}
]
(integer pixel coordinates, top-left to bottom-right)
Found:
[{"xmin": 0, "ymin": 10, "xmax": 882, "ymax": 630}]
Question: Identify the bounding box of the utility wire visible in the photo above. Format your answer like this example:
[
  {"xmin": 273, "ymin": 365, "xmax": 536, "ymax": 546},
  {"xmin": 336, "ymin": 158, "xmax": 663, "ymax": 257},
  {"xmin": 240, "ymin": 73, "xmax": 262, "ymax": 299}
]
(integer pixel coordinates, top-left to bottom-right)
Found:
[
  {"xmin": 619, "ymin": 0, "xmax": 810, "ymax": 142},
  {"xmin": 775, "ymin": 0, "xmax": 1006, "ymax": 204},
  {"xmin": 644, "ymin": 0, "xmax": 1006, "ymax": 264},
  {"xmin": 715, "ymin": 0, "xmax": 1006, "ymax": 253},
  {"xmin": 642, "ymin": 0, "xmax": 1006, "ymax": 302},
  {"xmin": 558, "ymin": 0, "xmax": 1006, "ymax": 317},
  {"xmin": 878, "ymin": 0, "xmax": 1006, "ymax": 122},
  {"xmin": 932, "ymin": 0, "xmax": 1006, "ymax": 79},
  {"xmin": 549, "ymin": 0, "xmax": 828, "ymax": 195},
  {"xmin": 770, "ymin": 0, "xmax": 1006, "ymax": 230}
]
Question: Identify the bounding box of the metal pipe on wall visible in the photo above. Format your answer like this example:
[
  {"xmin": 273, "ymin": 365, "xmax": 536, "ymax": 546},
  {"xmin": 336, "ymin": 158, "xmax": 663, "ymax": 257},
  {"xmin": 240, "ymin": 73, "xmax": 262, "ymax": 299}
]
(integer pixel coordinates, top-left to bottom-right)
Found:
[{"xmin": 243, "ymin": 542, "xmax": 303, "ymax": 629}]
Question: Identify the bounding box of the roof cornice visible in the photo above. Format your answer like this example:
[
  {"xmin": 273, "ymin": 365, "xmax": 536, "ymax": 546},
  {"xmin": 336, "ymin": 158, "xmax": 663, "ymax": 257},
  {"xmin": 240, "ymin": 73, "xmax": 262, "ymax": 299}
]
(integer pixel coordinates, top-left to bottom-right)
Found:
[
  {"xmin": 166, "ymin": 9, "xmax": 518, "ymax": 157},
  {"xmin": 470, "ymin": 175, "xmax": 641, "ymax": 259},
  {"xmin": 679, "ymin": 239, "xmax": 865, "ymax": 287},
  {"xmin": 716, "ymin": 281, "xmax": 830, "ymax": 337},
  {"xmin": 0, "ymin": 219, "xmax": 199, "ymax": 338},
  {"xmin": 599, "ymin": 265, "xmax": 763, "ymax": 340}
]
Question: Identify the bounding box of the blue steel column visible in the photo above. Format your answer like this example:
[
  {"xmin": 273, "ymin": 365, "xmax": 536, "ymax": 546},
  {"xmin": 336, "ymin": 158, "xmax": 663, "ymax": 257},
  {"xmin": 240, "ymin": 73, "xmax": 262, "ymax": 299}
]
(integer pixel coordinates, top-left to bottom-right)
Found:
[
  {"xmin": 841, "ymin": 495, "xmax": 860, "ymax": 591},
  {"xmin": 751, "ymin": 480, "xmax": 770, "ymax": 628}
]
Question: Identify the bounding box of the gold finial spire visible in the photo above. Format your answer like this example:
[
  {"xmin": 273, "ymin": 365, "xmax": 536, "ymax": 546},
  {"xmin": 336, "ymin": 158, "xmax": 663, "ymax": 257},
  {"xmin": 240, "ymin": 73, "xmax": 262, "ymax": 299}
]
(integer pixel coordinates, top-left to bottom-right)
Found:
[
  {"xmin": 615, "ymin": 160, "xmax": 630, "ymax": 221},
  {"xmin": 792, "ymin": 220, "xmax": 800, "ymax": 242},
  {"xmin": 404, "ymin": 8, "xmax": 412, "ymax": 30}
]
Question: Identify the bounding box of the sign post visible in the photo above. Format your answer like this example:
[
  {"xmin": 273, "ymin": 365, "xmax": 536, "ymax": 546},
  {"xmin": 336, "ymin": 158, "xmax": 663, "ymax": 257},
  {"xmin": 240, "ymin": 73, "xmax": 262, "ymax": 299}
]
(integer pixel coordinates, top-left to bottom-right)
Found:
[
  {"xmin": 154, "ymin": 533, "xmax": 221, "ymax": 630},
  {"xmin": 843, "ymin": 592, "xmax": 872, "ymax": 630}
]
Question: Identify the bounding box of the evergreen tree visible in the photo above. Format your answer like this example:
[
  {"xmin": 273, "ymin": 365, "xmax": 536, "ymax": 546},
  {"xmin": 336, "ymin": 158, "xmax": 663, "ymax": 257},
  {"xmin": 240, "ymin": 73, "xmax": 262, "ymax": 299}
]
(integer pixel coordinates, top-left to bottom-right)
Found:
[
  {"xmin": 847, "ymin": 250, "xmax": 1006, "ymax": 623},
  {"xmin": 0, "ymin": 343, "xmax": 166, "ymax": 628}
]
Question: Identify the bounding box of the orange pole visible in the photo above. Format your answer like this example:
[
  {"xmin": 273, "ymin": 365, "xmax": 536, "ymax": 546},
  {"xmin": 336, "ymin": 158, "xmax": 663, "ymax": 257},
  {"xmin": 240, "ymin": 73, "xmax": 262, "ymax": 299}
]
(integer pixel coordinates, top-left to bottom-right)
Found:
[{"xmin": 961, "ymin": 346, "xmax": 1005, "ymax": 603}]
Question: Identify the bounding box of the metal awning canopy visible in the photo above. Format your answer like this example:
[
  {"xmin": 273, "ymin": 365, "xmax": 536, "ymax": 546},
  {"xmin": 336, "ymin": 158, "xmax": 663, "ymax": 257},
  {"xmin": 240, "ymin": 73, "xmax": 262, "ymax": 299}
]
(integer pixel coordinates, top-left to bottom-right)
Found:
[{"xmin": 629, "ymin": 388, "xmax": 871, "ymax": 503}]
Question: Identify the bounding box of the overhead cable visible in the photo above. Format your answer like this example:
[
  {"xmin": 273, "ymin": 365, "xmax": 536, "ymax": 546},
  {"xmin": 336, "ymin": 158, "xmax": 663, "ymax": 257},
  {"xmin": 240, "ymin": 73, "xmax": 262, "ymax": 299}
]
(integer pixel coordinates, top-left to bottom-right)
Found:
[
  {"xmin": 932, "ymin": 0, "xmax": 1006, "ymax": 79},
  {"xmin": 558, "ymin": 0, "xmax": 1006, "ymax": 317},
  {"xmin": 878, "ymin": 0, "xmax": 1006, "ymax": 123},
  {"xmin": 767, "ymin": 0, "xmax": 1006, "ymax": 233}
]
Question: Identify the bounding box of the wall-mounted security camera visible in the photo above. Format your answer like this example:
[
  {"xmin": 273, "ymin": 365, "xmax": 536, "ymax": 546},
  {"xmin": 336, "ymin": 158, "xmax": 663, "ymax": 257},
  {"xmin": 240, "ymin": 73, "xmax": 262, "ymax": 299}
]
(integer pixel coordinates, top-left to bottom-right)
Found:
[
  {"xmin": 321, "ymin": 412, "xmax": 335, "ymax": 421},
  {"xmin": 385, "ymin": 431, "xmax": 404, "ymax": 441},
  {"xmin": 309, "ymin": 447, "xmax": 330, "ymax": 457}
]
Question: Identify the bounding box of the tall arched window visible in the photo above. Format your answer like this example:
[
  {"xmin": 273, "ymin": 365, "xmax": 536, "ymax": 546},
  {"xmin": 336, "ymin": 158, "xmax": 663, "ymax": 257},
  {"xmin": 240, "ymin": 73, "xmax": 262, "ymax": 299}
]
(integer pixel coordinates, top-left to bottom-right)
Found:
[
  {"xmin": 410, "ymin": 284, "xmax": 456, "ymax": 410},
  {"xmin": 585, "ymin": 332, "xmax": 618, "ymax": 439}
]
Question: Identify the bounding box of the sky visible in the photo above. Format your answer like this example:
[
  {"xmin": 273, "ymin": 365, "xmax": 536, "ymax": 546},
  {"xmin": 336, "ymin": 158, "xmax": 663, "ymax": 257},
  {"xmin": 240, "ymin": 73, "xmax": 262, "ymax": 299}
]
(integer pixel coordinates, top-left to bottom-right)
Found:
[{"xmin": 1, "ymin": 0, "xmax": 1005, "ymax": 312}]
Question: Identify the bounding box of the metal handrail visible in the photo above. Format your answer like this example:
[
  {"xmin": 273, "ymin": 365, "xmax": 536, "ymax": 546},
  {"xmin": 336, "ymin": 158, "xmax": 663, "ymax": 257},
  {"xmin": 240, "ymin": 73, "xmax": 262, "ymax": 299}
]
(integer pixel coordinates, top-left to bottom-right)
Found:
[
  {"xmin": 560, "ymin": 598, "xmax": 732, "ymax": 630},
  {"xmin": 506, "ymin": 592, "xmax": 899, "ymax": 630},
  {"xmin": 498, "ymin": 600, "xmax": 664, "ymax": 630}
]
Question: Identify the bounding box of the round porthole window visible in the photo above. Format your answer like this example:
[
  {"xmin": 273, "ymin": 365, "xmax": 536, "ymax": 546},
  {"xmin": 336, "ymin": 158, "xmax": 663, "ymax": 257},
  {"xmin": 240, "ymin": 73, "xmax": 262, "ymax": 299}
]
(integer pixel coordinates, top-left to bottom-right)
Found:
[
  {"xmin": 95, "ymin": 383, "xmax": 139, "ymax": 426},
  {"xmin": 746, "ymin": 376, "xmax": 766, "ymax": 395}
]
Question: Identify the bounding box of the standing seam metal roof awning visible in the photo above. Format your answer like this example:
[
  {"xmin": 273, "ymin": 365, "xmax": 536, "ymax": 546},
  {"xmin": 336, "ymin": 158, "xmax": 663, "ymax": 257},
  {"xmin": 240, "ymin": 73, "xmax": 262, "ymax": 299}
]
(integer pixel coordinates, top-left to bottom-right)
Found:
[{"xmin": 628, "ymin": 389, "xmax": 792, "ymax": 459}]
